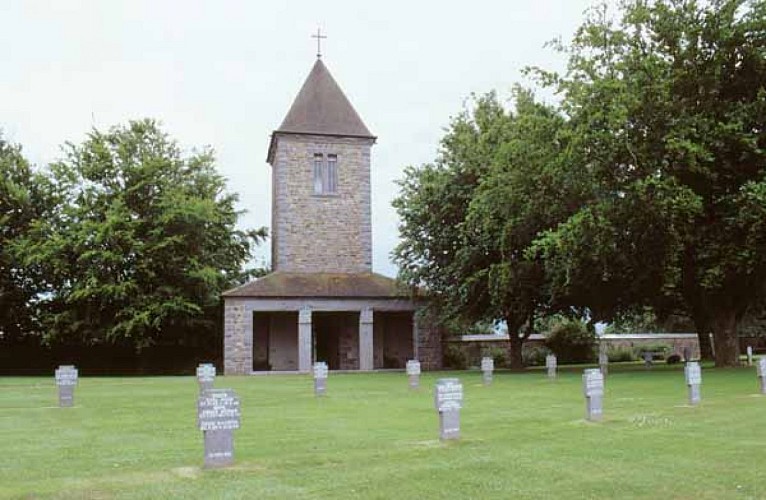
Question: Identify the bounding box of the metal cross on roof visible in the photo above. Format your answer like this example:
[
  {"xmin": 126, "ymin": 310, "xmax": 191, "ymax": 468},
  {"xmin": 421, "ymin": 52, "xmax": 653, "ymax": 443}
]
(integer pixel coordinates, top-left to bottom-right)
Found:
[{"xmin": 312, "ymin": 27, "xmax": 327, "ymax": 58}]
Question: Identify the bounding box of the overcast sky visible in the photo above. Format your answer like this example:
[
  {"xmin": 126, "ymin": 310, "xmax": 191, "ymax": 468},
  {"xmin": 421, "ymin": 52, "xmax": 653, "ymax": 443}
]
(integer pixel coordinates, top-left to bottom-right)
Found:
[{"xmin": 2, "ymin": 0, "xmax": 605, "ymax": 277}]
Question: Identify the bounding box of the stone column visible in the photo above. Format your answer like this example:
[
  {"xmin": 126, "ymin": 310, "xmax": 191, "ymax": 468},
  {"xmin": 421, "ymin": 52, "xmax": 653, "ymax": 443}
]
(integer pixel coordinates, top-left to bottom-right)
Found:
[
  {"xmin": 298, "ymin": 307, "xmax": 312, "ymax": 373},
  {"xmin": 224, "ymin": 301, "xmax": 253, "ymax": 375},
  {"xmin": 359, "ymin": 308, "xmax": 374, "ymax": 371}
]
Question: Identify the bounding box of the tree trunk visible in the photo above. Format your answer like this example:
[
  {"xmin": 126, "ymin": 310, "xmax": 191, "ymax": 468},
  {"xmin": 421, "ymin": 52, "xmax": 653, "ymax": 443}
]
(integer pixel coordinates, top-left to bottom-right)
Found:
[
  {"xmin": 710, "ymin": 309, "xmax": 740, "ymax": 367},
  {"xmin": 692, "ymin": 316, "xmax": 714, "ymax": 361},
  {"xmin": 508, "ymin": 334, "xmax": 525, "ymax": 371}
]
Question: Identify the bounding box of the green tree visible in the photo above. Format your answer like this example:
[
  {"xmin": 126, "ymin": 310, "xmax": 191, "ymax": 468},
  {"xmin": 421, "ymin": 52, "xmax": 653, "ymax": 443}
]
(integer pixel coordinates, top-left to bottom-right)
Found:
[
  {"xmin": 532, "ymin": 0, "xmax": 766, "ymax": 366},
  {"xmin": 19, "ymin": 119, "xmax": 266, "ymax": 349},
  {"xmin": 394, "ymin": 90, "xmax": 578, "ymax": 369},
  {"xmin": 0, "ymin": 136, "xmax": 60, "ymax": 341}
]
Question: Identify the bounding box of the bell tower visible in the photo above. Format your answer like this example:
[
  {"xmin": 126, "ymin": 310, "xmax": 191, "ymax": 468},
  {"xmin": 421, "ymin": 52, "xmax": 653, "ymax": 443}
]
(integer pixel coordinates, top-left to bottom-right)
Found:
[{"xmin": 267, "ymin": 58, "xmax": 376, "ymax": 273}]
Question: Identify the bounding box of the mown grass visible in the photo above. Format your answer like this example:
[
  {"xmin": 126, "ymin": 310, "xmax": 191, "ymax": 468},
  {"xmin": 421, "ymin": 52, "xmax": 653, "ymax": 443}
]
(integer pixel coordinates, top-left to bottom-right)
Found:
[{"xmin": 1, "ymin": 363, "xmax": 765, "ymax": 499}]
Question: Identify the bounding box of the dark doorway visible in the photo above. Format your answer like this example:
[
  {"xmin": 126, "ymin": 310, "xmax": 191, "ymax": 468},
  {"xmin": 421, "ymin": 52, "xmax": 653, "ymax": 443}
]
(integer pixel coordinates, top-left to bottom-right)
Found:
[
  {"xmin": 373, "ymin": 311, "xmax": 414, "ymax": 369},
  {"xmin": 312, "ymin": 312, "xmax": 359, "ymax": 370},
  {"xmin": 252, "ymin": 311, "xmax": 299, "ymax": 371},
  {"xmin": 253, "ymin": 312, "xmax": 270, "ymax": 370}
]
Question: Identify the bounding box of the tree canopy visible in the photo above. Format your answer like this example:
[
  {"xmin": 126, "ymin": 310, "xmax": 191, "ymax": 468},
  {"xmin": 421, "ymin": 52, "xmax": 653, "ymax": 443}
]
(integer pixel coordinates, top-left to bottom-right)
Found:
[
  {"xmin": 533, "ymin": 0, "xmax": 766, "ymax": 366},
  {"xmin": 3, "ymin": 120, "xmax": 266, "ymax": 351},
  {"xmin": 0, "ymin": 137, "xmax": 60, "ymax": 341},
  {"xmin": 394, "ymin": 89, "xmax": 581, "ymax": 369},
  {"xmin": 395, "ymin": 0, "xmax": 766, "ymax": 367}
]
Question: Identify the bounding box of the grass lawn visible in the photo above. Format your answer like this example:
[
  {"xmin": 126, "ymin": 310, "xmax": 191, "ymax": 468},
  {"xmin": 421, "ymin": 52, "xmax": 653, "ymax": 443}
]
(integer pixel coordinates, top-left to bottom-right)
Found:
[{"xmin": 1, "ymin": 364, "xmax": 765, "ymax": 499}]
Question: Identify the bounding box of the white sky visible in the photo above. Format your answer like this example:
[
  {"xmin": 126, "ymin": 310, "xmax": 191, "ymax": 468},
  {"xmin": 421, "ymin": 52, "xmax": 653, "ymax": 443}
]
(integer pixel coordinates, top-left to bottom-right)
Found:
[{"xmin": 1, "ymin": 0, "xmax": 602, "ymax": 277}]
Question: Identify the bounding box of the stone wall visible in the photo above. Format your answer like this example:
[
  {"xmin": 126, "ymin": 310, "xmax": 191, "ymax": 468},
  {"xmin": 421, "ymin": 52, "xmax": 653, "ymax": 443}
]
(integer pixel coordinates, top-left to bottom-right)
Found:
[
  {"xmin": 444, "ymin": 333, "xmax": 704, "ymax": 367},
  {"xmin": 223, "ymin": 302, "xmax": 251, "ymax": 375},
  {"xmin": 271, "ymin": 134, "xmax": 373, "ymax": 273},
  {"xmin": 602, "ymin": 334, "xmax": 700, "ymax": 359},
  {"xmin": 416, "ymin": 309, "xmax": 443, "ymax": 370}
]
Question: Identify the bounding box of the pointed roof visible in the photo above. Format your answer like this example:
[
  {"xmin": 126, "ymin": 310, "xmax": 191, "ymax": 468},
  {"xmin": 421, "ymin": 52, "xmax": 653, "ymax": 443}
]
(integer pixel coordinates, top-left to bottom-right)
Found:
[{"xmin": 268, "ymin": 59, "xmax": 375, "ymax": 162}]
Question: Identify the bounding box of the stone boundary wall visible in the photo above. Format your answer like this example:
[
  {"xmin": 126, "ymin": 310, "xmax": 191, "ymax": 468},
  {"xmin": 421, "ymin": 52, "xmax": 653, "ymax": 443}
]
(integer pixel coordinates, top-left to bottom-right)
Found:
[{"xmin": 445, "ymin": 333, "xmax": 704, "ymax": 367}]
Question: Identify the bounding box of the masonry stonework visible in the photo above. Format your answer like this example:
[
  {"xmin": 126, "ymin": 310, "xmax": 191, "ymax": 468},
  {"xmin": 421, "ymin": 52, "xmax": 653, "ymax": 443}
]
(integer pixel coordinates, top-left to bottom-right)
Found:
[
  {"xmin": 224, "ymin": 301, "xmax": 252, "ymax": 375},
  {"xmin": 222, "ymin": 59, "xmax": 441, "ymax": 374},
  {"xmin": 271, "ymin": 134, "xmax": 373, "ymax": 273},
  {"xmin": 416, "ymin": 309, "xmax": 443, "ymax": 370}
]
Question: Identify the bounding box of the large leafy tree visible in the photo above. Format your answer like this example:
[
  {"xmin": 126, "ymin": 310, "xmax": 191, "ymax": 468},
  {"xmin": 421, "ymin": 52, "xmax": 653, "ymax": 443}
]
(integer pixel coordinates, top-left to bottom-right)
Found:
[
  {"xmin": 0, "ymin": 136, "xmax": 60, "ymax": 341},
  {"xmin": 19, "ymin": 120, "xmax": 266, "ymax": 349},
  {"xmin": 394, "ymin": 90, "xmax": 578, "ymax": 369},
  {"xmin": 394, "ymin": 94, "xmax": 505, "ymax": 343},
  {"xmin": 533, "ymin": 0, "xmax": 766, "ymax": 366}
]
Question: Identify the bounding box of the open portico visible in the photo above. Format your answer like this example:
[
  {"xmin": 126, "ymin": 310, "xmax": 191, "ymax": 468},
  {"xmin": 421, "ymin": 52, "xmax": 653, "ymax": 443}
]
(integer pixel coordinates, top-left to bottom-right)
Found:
[{"xmin": 223, "ymin": 272, "xmax": 438, "ymax": 374}]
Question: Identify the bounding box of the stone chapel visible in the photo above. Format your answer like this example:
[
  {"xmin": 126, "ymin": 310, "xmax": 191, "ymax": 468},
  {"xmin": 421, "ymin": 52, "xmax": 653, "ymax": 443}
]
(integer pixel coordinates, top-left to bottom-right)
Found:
[{"xmin": 222, "ymin": 57, "xmax": 441, "ymax": 374}]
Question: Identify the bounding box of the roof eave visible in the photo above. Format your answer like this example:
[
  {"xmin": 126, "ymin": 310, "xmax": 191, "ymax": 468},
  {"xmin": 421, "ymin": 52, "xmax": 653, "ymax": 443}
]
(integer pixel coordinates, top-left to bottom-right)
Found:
[{"xmin": 267, "ymin": 130, "xmax": 378, "ymax": 164}]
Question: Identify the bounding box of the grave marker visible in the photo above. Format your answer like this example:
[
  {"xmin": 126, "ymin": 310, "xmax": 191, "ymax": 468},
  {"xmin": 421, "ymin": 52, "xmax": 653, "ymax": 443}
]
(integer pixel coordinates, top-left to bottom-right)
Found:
[
  {"xmin": 197, "ymin": 388, "xmax": 241, "ymax": 468},
  {"xmin": 481, "ymin": 357, "xmax": 494, "ymax": 385},
  {"xmin": 546, "ymin": 354, "xmax": 557, "ymax": 379},
  {"xmin": 406, "ymin": 359, "xmax": 421, "ymax": 389},
  {"xmin": 684, "ymin": 361, "xmax": 702, "ymax": 405},
  {"xmin": 434, "ymin": 378, "xmax": 463, "ymax": 440},
  {"xmin": 313, "ymin": 361, "xmax": 328, "ymax": 396},
  {"xmin": 55, "ymin": 365, "xmax": 78, "ymax": 407},
  {"xmin": 757, "ymin": 358, "xmax": 766, "ymax": 395},
  {"xmin": 747, "ymin": 346, "xmax": 753, "ymax": 366},
  {"xmin": 582, "ymin": 368, "xmax": 604, "ymax": 421},
  {"xmin": 196, "ymin": 363, "xmax": 216, "ymax": 393}
]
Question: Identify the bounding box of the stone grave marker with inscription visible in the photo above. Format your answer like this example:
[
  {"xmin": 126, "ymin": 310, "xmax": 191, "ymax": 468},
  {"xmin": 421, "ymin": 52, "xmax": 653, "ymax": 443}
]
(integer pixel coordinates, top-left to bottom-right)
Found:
[
  {"xmin": 196, "ymin": 363, "xmax": 216, "ymax": 393},
  {"xmin": 434, "ymin": 378, "xmax": 463, "ymax": 440},
  {"xmin": 55, "ymin": 365, "xmax": 78, "ymax": 407},
  {"xmin": 546, "ymin": 354, "xmax": 557, "ymax": 379},
  {"xmin": 406, "ymin": 359, "xmax": 421, "ymax": 389},
  {"xmin": 313, "ymin": 361, "xmax": 328, "ymax": 396},
  {"xmin": 756, "ymin": 358, "xmax": 766, "ymax": 395},
  {"xmin": 481, "ymin": 357, "xmax": 494, "ymax": 385},
  {"xmin": 747, "ymin": 346, "xmax": 753, "ymax": 366},
  {"xmin": 684, "ymin": 361, "xmax": 702, "ymax": 405},
  {"xmin": 582, "ymin": 368, "xmax": 604, "ymax": 421},
  {"xmin": 197, "ymin": 388, "xmax": 241, "ymax": 468}
]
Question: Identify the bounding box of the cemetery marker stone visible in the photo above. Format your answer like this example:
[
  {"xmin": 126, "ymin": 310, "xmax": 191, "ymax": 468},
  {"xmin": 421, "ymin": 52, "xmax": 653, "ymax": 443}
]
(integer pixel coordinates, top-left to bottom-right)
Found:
[
  {"xmin": 434, "ymin": 378, "xmax": 463, "ymax": 440},
  {"xmin": 55, "ymin": 365, "xmax": 78, "ymax": 407},
  {"xmin": 757, "ymin": 358, "xmax": 766, "ymax": 395},
  {"xmin": 196, "ymin": 363, "xmax": 216, "ymax": 393},
  {"xmin": 197, "ymin": 388, "xmax": 241, "ymax": 468},
  {"xmin": 313, "ymin": 361, "xmax": 328, "ymax": 396},
  {"xmin": 546, "ymin": 354, "xmax": 557, "ymax": 379},
  {"xmin": 481, "ymin": 357, "xmax": 494, "ymax": 385},
  {"xmin": 747, "ymin": 346, "xmax": 753, "ymax": 366},
  {"xmin": 684, "ymin": 361, "xmax": 702, "ymax": 405},
  {"xmin": 406, "ymin": 359, "xmax": 421, "ymax": 389},
  {"xmin": 582, "ymin": 368, "xmax": 604, "ymax": 421}
]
